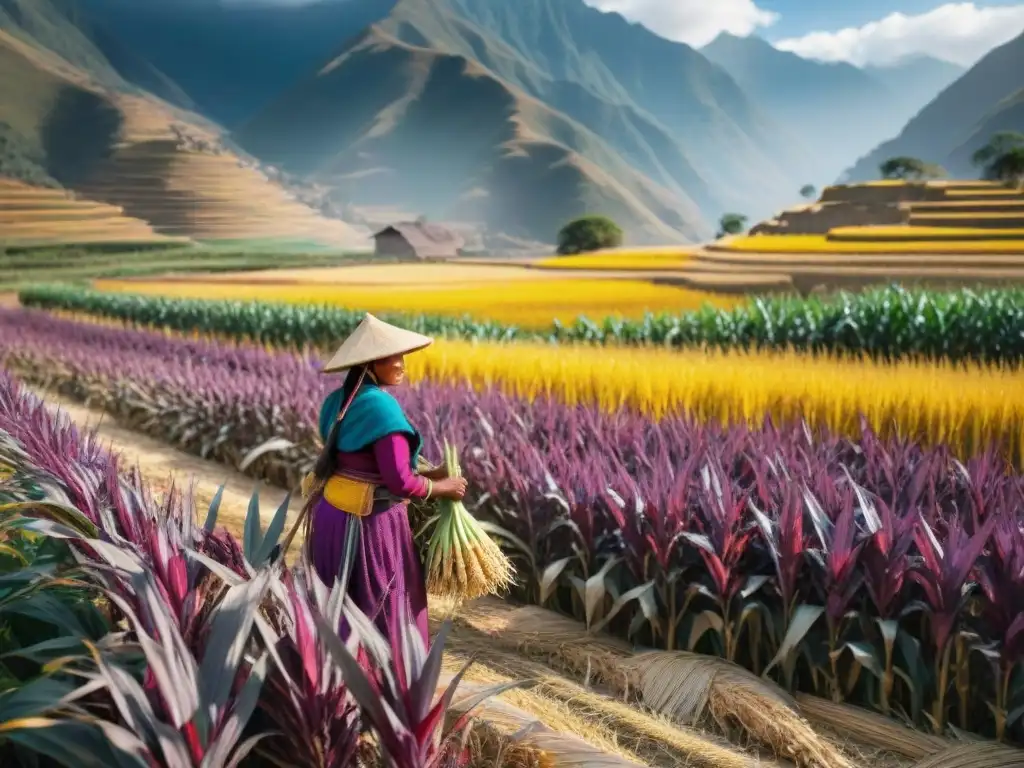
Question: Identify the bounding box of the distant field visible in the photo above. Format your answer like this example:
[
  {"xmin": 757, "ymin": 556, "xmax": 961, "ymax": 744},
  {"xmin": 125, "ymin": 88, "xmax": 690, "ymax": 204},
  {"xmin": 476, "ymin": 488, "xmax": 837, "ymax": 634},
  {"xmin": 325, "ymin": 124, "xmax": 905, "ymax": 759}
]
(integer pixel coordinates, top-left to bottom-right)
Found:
[
  {"xmin": 535, "ymin": 248, "xmax": 694, "ymax": 270},
  {"xmin": 0, "ymin": 243, "xmax": 375, "ymax": 291},
  {"xmin": 93, "ymin": 265, "xmax": 745, "ymax": 327},
  {"xmin": 719, "ymin": 233, "xmax": 1024, "ymax": 253},
  {"xmin": 145, "ymin": 263, "xmax": 579, "ymax": 285}
]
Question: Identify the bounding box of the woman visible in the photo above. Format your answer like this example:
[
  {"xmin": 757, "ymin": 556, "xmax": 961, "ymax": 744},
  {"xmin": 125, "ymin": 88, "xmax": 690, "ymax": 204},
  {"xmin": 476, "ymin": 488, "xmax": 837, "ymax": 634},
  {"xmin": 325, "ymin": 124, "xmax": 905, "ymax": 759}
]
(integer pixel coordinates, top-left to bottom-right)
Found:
[{"xmin": 303, "ymin": 313, "xmax": 466, "ymax": 646}]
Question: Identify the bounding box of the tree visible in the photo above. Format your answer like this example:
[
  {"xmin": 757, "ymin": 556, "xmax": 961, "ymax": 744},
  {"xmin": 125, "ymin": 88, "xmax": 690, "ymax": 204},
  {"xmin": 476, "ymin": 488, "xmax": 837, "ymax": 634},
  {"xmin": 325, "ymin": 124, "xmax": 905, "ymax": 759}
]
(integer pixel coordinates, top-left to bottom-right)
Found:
[
  {"xmin": 878, "ymin": 156, "xmax": 945, "ymax": 180},
  {"xmin": 717, "ymin": 213, "xmax": 747, "ymax": 238},
  {"xmin": 799, "ymin": 184, "xmax": 817, "ymax": 200},
  {"xmin": 972, "ymin": 132, "xmax": 1024, "ymax": 186},
  {"xmin": 556, "ymin": 215, "xmax": 623, "ymax": 255},
  {"xmin": 984, "ymin": 147, "xmax": 1024, "ymax": 187}
]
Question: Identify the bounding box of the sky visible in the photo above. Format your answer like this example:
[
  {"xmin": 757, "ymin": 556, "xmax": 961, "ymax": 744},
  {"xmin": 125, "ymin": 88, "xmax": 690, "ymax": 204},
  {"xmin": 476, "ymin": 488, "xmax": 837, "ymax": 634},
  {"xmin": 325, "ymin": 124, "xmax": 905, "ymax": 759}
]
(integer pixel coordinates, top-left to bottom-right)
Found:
[{"xmin": 583, "ymin": 0, "xmax": 1024, "ymax": 66}]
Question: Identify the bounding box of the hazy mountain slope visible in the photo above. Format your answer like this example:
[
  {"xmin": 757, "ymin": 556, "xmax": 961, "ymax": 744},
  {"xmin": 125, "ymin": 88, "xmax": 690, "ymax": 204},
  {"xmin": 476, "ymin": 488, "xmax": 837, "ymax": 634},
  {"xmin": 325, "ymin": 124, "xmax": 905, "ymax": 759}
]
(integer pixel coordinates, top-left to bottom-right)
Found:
[
  {"xmin": 0, "ymin": 0, "xmax": 191, "ymax": 109},
  {"xmin": 442, "ymin": 0, "xmax": 807, "ymax": 217},
  {"xmin": 701, "ymin": 34, "xmax": 962, "ymax": 185},
  {"xmin": 845, "ymin": 29, "xmax": 1024, "ymax": 181},
  {"xmin": 71, "ymin": 0, "xmax": 396, "ymax": 126},
  {"xmin": 864, "ymin": 56, "xmax": 963, "ymax": 109},
  {"xmin": 237, "ymin": 26, "xmax": 704, "ymax": 244}
]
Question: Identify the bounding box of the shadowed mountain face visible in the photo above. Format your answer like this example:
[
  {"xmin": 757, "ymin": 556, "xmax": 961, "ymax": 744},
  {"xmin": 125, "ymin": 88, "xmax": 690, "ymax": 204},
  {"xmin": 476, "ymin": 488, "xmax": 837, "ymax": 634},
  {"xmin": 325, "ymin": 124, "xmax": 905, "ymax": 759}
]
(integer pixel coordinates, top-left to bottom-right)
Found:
[
  {"xmin": 844, "ymin": 29, "xmax": 1024, "ymax": 182},
  {"xmin": 701, "ymin": 33, "xmax": 963, "ymax": 186},
  {"xmin": 69, "ymin": 0, "xmax": 397, "ymax": 126}
]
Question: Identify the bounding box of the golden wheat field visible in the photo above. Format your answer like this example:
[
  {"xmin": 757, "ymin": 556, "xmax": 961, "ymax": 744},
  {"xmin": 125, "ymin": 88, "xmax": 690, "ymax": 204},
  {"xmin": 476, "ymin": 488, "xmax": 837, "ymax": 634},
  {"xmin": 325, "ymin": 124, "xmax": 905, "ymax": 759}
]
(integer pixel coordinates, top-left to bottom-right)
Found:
[
  {"xmin": 535, "ymin": 247, "xmax": 694, "ymax": 270},
  {"xmin": 43, "ymin": 309, "xmax": 1024, "ymax": 467},
  {"xmin": 721, "ymin": 233, "xmax": 1024, "ymax": 253},
  {"xmin": 92, "ymin": 275, "xmax": 743, "ymax": 327},
  {"xmin": 407, "ymin": 339, "xmax": 1024, "ymax": 467}
]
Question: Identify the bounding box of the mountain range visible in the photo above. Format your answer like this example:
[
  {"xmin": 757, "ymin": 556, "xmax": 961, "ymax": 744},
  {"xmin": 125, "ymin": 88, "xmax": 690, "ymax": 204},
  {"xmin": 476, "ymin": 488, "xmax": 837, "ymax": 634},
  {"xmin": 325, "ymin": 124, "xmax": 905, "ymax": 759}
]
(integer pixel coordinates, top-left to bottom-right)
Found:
[{"xmin": 0, "ymin": 0, "xmax": 1019, "ymax": 247}]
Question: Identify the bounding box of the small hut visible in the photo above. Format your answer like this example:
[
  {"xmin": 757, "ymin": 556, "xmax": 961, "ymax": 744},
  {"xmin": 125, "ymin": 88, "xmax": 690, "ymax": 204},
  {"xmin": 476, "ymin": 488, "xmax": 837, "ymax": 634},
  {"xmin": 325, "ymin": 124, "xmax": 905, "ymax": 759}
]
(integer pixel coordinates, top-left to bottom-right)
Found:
[{"xmin": 371, "ymin": 221, "xmax": 464, "ymax": 260}]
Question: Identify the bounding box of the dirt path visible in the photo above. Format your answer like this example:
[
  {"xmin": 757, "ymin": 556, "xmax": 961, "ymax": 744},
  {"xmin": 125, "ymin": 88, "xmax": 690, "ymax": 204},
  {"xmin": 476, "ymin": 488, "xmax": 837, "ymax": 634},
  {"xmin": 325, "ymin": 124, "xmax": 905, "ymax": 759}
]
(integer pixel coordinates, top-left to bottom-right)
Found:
[{"xmin": 24, "ymin": 387, "xmax": 974, "ymax": 768}]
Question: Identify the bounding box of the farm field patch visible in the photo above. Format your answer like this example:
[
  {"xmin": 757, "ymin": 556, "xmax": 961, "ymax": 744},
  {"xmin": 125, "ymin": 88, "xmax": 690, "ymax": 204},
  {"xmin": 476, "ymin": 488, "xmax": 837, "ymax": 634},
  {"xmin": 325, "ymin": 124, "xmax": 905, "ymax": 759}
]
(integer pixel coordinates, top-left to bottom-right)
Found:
[
  {"xmin": 717, "ymin": 233, "xmax": 1024, "ymax": 253},
  {"xmin": 92, "ymin": 275, "xmax": 743, "ymax": 327}
]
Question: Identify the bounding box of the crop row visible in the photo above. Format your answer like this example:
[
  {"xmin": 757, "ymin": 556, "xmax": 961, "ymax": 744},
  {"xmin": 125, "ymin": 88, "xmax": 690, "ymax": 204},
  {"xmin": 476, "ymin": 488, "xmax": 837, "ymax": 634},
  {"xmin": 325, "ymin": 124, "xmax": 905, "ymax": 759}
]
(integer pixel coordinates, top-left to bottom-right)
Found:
[
  {"xmin": 3, "ymin": 310, "xmax": 1023, "ymax": 743},
  {"xmin": 19, "ymin": 282, "xmax": 1024, "ymax": 364},
  {"xmin": 0, "ymin": 371, "xmax": 519, "ymax": 768},
  {"xmin": 7, "ymin": 307, "xmax": 1022, "ymax": 468}
]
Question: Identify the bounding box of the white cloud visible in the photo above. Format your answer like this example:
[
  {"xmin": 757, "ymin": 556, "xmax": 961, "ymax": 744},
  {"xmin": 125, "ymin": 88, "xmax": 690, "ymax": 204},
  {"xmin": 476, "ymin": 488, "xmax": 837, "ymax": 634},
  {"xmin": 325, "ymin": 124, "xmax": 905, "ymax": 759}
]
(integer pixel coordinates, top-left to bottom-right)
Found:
[
  {"xmin": 582, "ymin": 0, "xmax": 779, "ymax": 48},
  {"xmin": 775, "ymin": 3, "xmax": 1024, "ymax": 67}
]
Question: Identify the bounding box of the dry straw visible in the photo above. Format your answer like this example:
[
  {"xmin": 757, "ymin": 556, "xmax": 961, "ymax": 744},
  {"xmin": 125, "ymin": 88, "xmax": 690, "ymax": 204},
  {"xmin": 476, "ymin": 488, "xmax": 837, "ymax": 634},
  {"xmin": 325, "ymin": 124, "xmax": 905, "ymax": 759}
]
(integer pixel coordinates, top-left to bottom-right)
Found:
[
  {"xmin": 445, "ymin": 598, "xmax": 853, "ymax": 768},
  {"xmin": 440, "ymin": 631, "xmax": 770, "ymax": 768}
]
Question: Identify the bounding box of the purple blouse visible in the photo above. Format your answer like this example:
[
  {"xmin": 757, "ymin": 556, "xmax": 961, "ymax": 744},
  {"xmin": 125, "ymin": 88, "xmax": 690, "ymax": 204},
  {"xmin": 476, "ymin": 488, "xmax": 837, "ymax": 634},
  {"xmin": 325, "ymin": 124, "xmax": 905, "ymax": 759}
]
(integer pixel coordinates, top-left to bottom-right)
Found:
[{"xmin": 338, "ymin": 433, "xmax": 429, "ymax": 499}]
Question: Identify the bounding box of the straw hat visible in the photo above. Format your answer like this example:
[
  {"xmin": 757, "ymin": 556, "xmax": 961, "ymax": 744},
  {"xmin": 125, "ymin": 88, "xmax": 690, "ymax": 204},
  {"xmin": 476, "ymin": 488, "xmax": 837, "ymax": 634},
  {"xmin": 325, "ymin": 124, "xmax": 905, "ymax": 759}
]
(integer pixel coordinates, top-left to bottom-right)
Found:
[{"xmin": 321, "ymin": 313, "xmax": 433, "ymax": 373}]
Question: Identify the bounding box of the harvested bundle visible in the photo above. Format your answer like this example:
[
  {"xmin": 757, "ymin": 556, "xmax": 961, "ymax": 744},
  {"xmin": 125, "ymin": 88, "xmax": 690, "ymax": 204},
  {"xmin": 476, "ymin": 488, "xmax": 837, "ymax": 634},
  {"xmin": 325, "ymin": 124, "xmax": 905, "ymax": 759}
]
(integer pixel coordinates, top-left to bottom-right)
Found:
[{"xmin": 425, "ymin": 440, "xmax": 514, "ymax": 601}]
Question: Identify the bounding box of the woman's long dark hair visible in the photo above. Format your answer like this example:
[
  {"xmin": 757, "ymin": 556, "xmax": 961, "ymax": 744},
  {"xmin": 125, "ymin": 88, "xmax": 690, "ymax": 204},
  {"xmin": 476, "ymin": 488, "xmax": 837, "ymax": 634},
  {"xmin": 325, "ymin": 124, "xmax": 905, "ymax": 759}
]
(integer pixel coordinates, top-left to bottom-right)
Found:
[{"xmin": 312, "ymin": 365, "xmax": 368, "ymax": 483}]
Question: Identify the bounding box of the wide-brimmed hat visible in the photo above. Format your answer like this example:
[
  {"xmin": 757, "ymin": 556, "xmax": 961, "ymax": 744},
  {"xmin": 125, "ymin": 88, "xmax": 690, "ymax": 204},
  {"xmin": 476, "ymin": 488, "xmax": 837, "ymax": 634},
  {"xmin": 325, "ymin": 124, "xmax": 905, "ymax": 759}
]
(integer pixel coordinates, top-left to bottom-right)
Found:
[{"xmin": 321, "ymin": 313, "xmax": 433, "ymax": 374}]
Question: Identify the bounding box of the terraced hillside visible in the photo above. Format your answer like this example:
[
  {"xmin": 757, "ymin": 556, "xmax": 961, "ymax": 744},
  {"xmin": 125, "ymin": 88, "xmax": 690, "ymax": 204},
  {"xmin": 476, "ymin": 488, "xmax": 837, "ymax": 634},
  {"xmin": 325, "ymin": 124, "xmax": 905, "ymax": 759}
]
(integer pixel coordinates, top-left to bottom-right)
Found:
[
  {"xmin": 0, "ymin": 14, "xmax": 369, "ymax": 248},
  {"xmin": 0, "ymin": 177, "xmax": 184, "ymax": 246},
  {"xmin": 692, "ymin": 181, "xmax": 1024, "ymax": 292}
]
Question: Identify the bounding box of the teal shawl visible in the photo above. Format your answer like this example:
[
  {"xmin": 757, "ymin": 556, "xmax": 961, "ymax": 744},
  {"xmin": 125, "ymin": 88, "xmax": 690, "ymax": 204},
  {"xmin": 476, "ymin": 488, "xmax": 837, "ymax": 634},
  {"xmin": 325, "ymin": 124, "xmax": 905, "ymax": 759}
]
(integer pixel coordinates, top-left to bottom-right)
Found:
[{"xmin": 318, "ymin": 380, "xmax": 422, "ymax": 468}]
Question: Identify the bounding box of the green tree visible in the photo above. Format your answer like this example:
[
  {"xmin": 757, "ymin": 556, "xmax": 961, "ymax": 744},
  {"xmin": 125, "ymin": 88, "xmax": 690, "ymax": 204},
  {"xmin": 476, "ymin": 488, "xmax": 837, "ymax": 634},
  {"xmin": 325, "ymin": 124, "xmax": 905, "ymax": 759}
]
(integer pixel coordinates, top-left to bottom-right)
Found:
[
  {"xmin": 556, "ymin": 215, "xmax": 623, "ymax": 255},
  {"xmin": 879, "ymin": 156, "xmax": 945, "ymax": 180},
  {"xmin": 717, "ymin": 212, "xmax": 747, "ymax": 238},
  {"xmin": 972, "ymin": 132, "xmax": 1024, "ymax": 186},
  {"xmin": 799, "ymin": 184, "xmax": 817, "ymax": 200}
]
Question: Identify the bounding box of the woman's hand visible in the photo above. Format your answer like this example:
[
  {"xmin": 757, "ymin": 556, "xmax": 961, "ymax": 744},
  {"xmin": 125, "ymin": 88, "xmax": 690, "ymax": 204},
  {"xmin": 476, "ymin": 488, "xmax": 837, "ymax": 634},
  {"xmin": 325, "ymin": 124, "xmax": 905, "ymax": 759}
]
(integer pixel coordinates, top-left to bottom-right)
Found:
[
  {"xmin": 432, "ymin": 476, "xmax": 467, "ymax": 500},
  {"xmin": 422, "ymin": 465, "xmax": 449, "ymax": 481}
]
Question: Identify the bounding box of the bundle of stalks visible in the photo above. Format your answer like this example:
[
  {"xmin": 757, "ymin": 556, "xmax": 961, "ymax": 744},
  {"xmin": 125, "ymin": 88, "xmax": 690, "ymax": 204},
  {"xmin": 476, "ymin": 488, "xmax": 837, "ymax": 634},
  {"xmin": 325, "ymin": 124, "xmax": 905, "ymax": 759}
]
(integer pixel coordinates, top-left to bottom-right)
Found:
[{"xmin": 425, "ymin": 440, "xmax": 514, "ymax": 600}]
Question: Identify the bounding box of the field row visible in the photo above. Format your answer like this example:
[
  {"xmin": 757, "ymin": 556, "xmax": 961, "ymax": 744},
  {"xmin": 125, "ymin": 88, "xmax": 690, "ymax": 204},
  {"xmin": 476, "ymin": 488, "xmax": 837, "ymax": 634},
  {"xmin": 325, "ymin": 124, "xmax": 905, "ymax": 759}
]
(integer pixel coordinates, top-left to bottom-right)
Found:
[
  {"xmin": 2, "ymin": 309, "xmax": 1022, "ymax": 746},
  {"xmin": 20, "ymin": 282, "xmax": 1024, "ymax": 365},
  {"xmin": 90, "ymin": 275, "xmax": 743, "ymax": 328},
  {"xmin": 5, "ymin": 306, "xmax": 1022, "ymax": 464}
]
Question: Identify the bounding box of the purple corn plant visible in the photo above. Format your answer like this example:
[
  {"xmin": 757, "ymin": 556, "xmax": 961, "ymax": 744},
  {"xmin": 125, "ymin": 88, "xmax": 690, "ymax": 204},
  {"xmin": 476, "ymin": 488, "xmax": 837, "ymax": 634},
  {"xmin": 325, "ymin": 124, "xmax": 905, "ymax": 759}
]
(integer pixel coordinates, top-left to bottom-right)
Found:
[
  {"xmin": 313, "ymin": 600, "xmax": 521, "ymax": 768},
  {"xmin": 976, "ymin": 515, "xmax": 1024, "ymax": 740},
  {"xmin": 253, "ymin": 565, "xmax": 361, "ymax": 768},
  {"xmin": 911, "ymin": 513, "xmax": 997, "ymax": 733}
]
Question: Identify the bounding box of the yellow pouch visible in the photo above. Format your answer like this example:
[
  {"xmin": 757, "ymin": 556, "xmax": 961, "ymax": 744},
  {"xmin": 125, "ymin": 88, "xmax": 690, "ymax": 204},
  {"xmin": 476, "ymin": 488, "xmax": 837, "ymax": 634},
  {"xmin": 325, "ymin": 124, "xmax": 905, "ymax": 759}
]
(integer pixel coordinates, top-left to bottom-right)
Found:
[{"xmin": 323, "ymin": 475, "xmax": 376, "ymax": 517}]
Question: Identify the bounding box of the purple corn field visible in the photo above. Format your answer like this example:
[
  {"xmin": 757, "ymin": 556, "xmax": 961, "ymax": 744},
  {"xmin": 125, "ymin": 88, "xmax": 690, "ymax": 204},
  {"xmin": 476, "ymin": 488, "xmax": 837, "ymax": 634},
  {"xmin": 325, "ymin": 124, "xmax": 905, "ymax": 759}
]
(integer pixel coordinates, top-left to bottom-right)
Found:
[
  {"xmin": 3, "ymin": 307, "xmax": 1024, "ymax": 743},
  {"xmin": 0, "ymin": 366, "xmax": 500, "ymax": 767}
]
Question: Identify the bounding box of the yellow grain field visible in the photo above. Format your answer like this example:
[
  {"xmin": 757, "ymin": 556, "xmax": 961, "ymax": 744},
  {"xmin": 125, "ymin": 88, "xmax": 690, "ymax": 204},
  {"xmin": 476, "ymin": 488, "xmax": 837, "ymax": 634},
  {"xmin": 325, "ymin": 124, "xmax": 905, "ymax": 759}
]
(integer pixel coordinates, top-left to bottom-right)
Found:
[
  {"xmin": 149, "ymin": 263, "xmax": 578, "ymax": 285},
  {"xmin": 408, "ymin": 339, "xmax": 1024, "ymax": 467},
  {"xmin": 92, "ymin": 276, "xmax": 743, "ymax": 327},
  {"xmin": 535, "ymin": 247, "xmax": 694, "ymax": 270},
  {"xmin": 720, "ymin": 233, "xmax": 1024, "ymax": 253}
]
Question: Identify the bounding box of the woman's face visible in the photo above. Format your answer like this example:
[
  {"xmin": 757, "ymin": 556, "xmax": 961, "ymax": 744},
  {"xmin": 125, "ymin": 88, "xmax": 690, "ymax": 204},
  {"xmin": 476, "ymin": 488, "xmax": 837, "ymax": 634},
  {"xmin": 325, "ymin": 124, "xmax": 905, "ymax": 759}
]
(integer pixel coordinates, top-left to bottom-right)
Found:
[{"xmin": 371, "ymin": 354, "xmax": 406, "ymax": 386}]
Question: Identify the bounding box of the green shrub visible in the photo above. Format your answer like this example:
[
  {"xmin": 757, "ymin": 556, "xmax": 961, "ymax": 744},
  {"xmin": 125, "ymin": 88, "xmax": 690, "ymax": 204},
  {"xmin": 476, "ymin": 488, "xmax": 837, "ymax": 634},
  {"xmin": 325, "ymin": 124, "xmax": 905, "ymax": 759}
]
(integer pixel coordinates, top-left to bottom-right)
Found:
[{"xmin": 556, "ymin": 215, "xmax": 623, "ymax": 255}]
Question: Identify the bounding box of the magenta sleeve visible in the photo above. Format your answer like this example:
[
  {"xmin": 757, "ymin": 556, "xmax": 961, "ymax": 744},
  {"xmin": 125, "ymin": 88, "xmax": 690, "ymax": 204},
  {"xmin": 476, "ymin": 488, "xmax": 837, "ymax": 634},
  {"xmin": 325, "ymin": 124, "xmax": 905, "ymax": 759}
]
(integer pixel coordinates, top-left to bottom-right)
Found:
[{"xmin": 373, "ymin": 434, "xmax": 429, "ymax": 499}]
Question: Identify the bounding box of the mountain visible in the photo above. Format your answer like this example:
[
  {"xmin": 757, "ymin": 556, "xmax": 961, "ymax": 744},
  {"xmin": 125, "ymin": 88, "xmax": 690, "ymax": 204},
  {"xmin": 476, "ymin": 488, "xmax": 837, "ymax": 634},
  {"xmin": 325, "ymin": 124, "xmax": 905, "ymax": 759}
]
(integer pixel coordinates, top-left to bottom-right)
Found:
[
  {"xmin": 0, "ymin": 0, "xmax": 191, "ymax": 108},
  {"xmin": 234, "ymin": 0, "xmax": 815, "ymax": 244},
  {"xmin": 844, "ymin": 29, "xmax": 1024, "ymax": 181},
  {"xmin": 69, "ymin": 0, "xmax": 395, "ymax": 127},
  {"xmin": 701, "ymin": 33, "xmax": 962, "ymax": 186}
]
